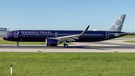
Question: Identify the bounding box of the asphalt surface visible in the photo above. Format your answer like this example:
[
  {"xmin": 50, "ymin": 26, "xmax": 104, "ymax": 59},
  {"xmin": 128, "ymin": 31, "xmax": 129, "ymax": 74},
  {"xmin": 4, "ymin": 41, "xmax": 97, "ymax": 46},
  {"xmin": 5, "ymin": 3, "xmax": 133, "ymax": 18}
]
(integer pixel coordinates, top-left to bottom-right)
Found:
[{"xmin": 0, "ymin": 38, "xmax": 135, "ymax": 52}]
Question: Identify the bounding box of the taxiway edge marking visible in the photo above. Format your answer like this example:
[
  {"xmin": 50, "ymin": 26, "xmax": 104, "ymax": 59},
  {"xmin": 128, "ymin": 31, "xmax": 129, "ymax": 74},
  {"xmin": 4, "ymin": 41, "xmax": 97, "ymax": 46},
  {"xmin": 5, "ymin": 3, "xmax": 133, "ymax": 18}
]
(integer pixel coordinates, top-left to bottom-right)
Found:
[
  {"xmin": 38, "ymin": 49, "xmax": 45, "ymax": 52},
  {"xmin": 107, "ymin": 49, "xmax": 118, "ymax": 52}
]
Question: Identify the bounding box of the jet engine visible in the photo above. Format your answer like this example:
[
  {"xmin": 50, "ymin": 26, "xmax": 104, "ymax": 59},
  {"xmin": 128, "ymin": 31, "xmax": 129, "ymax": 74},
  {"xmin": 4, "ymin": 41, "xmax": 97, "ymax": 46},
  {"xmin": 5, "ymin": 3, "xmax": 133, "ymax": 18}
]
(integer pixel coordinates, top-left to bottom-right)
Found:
[{"xmin": 46, "ymin": 38, "xmax": 59, "ymax": 46}]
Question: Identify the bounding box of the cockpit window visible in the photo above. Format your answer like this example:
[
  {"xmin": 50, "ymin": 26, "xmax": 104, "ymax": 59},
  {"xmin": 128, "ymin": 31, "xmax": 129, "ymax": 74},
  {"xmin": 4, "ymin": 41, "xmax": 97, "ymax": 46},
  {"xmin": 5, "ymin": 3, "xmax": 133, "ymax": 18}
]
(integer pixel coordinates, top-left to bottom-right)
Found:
[
  {"xmin": 6, "ymin": 32, "xmax": 11, "ymax": 35},
  {"xmin": 6, "ymin": 32, "xmax": 9, "ymax": 35}
]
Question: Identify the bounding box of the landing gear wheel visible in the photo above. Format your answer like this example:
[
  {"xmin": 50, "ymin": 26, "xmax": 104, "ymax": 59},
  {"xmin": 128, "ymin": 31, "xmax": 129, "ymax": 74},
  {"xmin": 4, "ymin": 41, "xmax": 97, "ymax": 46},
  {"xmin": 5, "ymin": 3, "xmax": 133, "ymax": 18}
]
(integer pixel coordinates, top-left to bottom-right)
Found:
[
  {"xmin": 17, "ymin": 41, "xmax": 19, "ymax": 47},
  {"xmin": 64, "ymin": 44, "xmax": 68, "ymax": 48},
  {"xmin": 17, "ymin": 44, "xmax": 19, "ymax": 47}
]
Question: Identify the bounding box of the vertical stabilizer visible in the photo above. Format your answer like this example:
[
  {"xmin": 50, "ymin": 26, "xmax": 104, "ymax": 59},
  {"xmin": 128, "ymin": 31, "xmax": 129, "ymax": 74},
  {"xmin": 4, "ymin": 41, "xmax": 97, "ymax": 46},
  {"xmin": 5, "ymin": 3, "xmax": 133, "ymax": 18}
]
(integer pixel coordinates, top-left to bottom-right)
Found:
[{"xmin": 108, "ymin": 14, "xmax": 126, "ymax": 32}]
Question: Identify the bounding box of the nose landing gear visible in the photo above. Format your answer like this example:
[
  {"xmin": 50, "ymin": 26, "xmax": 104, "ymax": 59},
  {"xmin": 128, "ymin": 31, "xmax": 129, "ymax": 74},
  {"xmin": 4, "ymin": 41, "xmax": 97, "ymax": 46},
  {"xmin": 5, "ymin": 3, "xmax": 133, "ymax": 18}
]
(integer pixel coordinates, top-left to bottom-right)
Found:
[{"xmin": 17, "ymin": 41, "xmax": 19, "ymax": 47}]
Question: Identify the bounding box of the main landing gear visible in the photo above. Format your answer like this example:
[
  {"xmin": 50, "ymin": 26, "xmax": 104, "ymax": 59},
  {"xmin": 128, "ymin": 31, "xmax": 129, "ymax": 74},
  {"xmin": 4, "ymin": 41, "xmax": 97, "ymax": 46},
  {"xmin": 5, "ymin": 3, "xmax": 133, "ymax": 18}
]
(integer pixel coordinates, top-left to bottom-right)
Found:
[
  {"xmin": 17, "ymin": 41, "xmax": 19, "ymax": 47},
  {"xmin": 64, "ymin": 44, "xmax": 68, "ymax": 48},
  {"xmin": 63, "ymin": 41, "xmax": 68, "ymax": 48}
]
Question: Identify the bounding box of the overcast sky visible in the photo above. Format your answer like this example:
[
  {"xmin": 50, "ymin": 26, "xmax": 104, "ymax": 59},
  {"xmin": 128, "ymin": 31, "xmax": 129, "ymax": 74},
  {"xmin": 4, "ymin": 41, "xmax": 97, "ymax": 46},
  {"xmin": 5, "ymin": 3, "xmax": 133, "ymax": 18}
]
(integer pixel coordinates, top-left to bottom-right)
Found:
[{"xmin": 0, "ymin": 0, "xmax": 135, "ymax": 32}]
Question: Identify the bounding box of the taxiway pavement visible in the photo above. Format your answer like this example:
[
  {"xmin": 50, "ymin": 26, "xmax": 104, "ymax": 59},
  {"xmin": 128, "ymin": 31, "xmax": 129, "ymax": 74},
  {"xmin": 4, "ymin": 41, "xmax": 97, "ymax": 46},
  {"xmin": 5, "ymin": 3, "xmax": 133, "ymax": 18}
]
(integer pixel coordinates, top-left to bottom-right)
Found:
[{"xmin": 0, "ymin": 38, "xmax": 135, "ymax": 52}]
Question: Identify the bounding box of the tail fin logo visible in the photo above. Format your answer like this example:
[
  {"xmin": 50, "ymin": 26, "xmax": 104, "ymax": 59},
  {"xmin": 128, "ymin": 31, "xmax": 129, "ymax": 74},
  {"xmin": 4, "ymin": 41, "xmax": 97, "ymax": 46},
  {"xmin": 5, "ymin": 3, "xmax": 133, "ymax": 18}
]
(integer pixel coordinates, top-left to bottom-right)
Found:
[
  {"xmin": 114, "ymin": 16, "xmax": 124, "ymax": 29},
  {"xmin": 108, "ymin": 14, "xmax": 126, "ymax": 32}
]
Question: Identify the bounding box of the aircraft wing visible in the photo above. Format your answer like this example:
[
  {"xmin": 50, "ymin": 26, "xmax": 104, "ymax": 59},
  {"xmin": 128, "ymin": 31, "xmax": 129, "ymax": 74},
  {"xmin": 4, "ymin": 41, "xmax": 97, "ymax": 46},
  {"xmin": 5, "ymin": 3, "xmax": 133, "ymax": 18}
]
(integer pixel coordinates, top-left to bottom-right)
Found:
[{"xmin": 51, "ymin": 25, "xmax": 90, "ymax": 42}]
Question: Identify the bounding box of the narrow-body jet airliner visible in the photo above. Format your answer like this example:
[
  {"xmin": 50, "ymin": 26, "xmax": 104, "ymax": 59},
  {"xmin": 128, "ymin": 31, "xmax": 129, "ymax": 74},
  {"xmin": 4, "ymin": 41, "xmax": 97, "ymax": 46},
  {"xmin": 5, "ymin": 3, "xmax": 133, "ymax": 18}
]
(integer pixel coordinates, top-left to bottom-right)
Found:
[{"xmin": 3, "ymin": 14, "xmax": 127, "ymax": 48}]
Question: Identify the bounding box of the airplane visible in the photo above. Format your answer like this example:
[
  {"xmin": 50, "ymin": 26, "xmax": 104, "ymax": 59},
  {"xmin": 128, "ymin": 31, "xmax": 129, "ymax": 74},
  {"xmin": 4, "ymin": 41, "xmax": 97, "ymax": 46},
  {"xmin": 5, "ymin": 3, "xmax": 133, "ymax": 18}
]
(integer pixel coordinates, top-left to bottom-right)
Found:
[{"xmin": 3, "ymin": 14, "xmax": 127, "ymax": 48}]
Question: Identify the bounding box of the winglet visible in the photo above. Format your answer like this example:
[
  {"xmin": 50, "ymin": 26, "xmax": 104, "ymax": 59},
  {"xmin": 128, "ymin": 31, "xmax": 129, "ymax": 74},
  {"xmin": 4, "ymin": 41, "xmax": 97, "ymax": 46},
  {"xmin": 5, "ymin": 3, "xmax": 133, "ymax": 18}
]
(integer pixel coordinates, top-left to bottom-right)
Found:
[{"xmin": 81, "ymin": 25, "xmax": 90, "ymax": 35}]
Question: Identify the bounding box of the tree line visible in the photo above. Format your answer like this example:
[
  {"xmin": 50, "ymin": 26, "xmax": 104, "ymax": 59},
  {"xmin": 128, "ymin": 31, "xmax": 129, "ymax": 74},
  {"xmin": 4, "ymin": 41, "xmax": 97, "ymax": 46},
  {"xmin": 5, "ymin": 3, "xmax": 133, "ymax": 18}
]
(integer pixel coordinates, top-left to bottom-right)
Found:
[{"xmin": 127, "ymin": 32, "xmax": 135, "ymax": 35}]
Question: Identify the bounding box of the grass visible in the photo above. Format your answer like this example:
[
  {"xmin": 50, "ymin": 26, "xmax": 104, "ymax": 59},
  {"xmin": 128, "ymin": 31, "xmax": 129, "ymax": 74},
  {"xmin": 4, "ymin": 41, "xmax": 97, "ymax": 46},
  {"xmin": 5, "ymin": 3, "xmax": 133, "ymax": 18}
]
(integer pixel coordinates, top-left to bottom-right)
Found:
[
  {"xmin": 0, "ymin": 39, "xmax": 73, "ymax": 45},
  {"xmin": 0, "ymin": 36, "xmax": 3, "ymax": 38},
  {"xmin": 124, "ymin": 40, "xmax": 135, "ymax": 43},
  {"xmin": 0, "ymin": 39, "xmax": 46, "ymax": 45},
  {"xmin": 1, "ymin": 53, "xmax": 135, "ymax": 76},
  {"xmin": 120, "ymin": 35, "xmax": 135, "ymax": 38}
]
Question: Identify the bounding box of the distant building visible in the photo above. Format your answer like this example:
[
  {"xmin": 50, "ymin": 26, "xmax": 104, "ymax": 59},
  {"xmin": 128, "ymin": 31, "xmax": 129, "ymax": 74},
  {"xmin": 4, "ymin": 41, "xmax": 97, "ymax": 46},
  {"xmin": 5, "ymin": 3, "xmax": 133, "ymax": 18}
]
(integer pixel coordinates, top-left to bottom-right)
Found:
[{"xmin": 0, "ymin": 28, "xmax": 10, "ymax": 36}]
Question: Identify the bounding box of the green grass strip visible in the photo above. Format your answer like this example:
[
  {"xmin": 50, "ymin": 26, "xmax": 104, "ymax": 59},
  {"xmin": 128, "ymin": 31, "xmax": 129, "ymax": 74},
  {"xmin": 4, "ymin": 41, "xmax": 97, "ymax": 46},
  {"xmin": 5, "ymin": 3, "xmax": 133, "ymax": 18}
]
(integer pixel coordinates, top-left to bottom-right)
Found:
[
  {"xmin": 124, "ymin": 40, "xmax": 135, "ymax": 43},
  {"xmin": 1, "ymin": 52, "xmax": 135, "ymax": 76},
  {"xmin": 0, "ymin": 36, "xmax": 3, "ymax": 38},
  {"xmin": 0, "ymin": 39, "xmax": 46, "ymax": 45},
  {"xmin": 120, "ymin": 35, "xmax": 135, "ymax": 38},
  {"xmin": 0, "ymin": 39, "xmax": 73, "ymax": 45}
]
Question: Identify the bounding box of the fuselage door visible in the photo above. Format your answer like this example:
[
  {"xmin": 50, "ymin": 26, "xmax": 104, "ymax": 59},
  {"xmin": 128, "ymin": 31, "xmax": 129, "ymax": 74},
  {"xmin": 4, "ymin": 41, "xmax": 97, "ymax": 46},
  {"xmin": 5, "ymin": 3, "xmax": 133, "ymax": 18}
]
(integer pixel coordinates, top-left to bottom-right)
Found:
[
  {"xmin": 55, "ymin": 32, "xmax": 58, "ymax": 37},
  {"xmin": 14, "ymin": 31, "xmax": 19, "ymax": 38},
  {"xmin": 106, "ymin": 31, "xmax": 109, "ymax": 38}
]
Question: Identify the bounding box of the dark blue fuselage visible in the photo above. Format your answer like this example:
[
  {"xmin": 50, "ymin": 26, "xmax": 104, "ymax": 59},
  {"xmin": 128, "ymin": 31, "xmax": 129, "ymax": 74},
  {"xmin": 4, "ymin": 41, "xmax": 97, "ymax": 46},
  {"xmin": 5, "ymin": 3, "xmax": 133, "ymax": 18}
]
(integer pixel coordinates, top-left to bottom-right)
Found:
[{"xmin": 3, "ymin": 30, "xmax": 127, "ymax": 42}]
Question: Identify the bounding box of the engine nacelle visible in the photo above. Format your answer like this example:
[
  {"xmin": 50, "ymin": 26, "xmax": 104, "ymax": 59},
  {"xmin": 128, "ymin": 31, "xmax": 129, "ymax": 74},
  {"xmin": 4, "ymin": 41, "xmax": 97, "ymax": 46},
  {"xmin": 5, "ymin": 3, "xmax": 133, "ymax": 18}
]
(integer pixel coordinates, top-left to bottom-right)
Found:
[{"xmin": 46, "ymin": 38, "xmax": 59, "ymax": 46}]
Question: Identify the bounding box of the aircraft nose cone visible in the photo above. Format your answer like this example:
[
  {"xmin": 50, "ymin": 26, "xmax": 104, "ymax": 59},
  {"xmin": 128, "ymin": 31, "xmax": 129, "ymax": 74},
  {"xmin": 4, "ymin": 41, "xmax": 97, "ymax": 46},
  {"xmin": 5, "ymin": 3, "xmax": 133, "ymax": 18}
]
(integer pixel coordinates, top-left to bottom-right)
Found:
[{"xmin": 3, "ymin": 35, "xmax": 7, "ymax": 40}]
